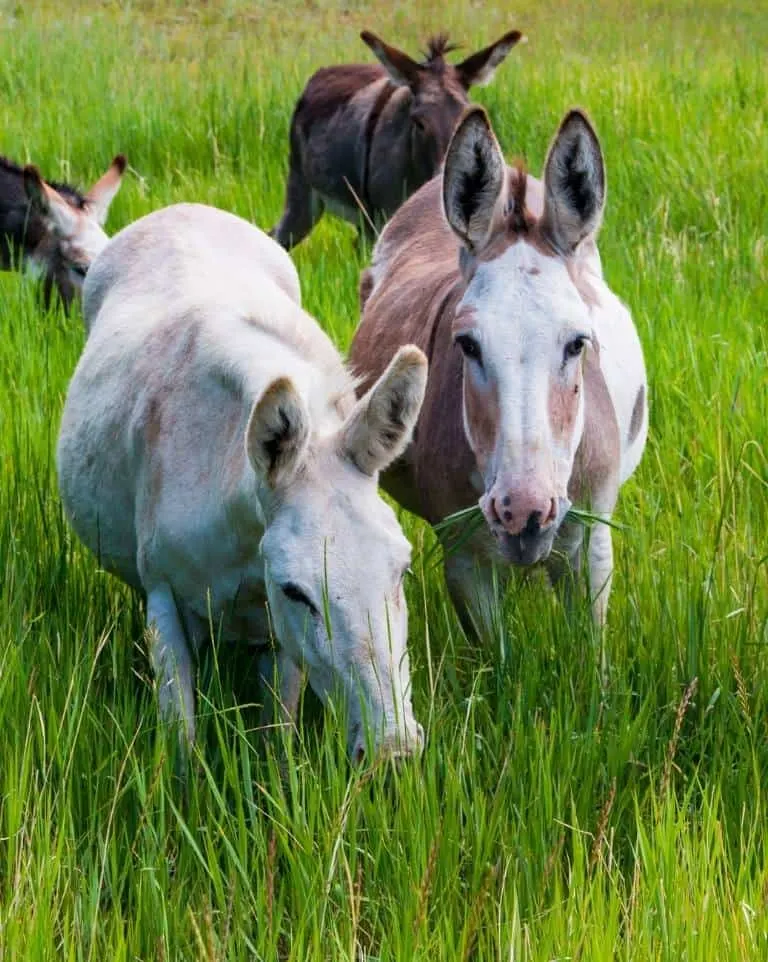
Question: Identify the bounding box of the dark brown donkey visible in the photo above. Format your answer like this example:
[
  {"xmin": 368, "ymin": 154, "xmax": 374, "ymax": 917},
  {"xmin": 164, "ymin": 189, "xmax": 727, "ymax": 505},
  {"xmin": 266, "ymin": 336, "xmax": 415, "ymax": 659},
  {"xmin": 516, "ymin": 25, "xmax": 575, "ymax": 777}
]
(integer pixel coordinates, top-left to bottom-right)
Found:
[
  {"xmin": 349, "ymin": 107, "xmax": 648, "ymax": 636},
  {"xmin": 270, "ymin": 29, "xmax": 524, "ymax": 249},
  {"xmin": 0, "ymin": 153, "xmax": 126, "ymax": 311}
]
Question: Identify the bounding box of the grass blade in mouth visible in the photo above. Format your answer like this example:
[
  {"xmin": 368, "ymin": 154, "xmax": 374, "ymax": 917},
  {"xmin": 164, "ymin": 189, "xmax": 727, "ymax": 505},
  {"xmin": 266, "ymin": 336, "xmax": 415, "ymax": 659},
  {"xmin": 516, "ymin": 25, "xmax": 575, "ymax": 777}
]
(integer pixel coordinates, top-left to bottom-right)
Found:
[{"xmin": 426, "ymin": 504, "xmax": 627, "ymax": 564}]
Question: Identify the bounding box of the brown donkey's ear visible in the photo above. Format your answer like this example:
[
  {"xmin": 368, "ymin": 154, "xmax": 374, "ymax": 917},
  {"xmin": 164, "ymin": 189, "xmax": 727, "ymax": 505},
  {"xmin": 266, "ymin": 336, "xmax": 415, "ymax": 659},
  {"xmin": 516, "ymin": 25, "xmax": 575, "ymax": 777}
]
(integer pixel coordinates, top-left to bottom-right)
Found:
[
  {"xmin": 540, "ymin": 109, "xmax": 606, "ymax": 255},
  {"xmin": 442, "ymin": 107, "xmax": 507, "ymax": 253},
  {"xmin": 361, "ymin": 31, "xmax": 421, "ymax": 87},
  {"xmin": 85, "ymin": 154, "xmax": 127, "ymax": 227},
  {"xmin": 455, "ymin": 30, "xmax": 524, "ymax": 88}
]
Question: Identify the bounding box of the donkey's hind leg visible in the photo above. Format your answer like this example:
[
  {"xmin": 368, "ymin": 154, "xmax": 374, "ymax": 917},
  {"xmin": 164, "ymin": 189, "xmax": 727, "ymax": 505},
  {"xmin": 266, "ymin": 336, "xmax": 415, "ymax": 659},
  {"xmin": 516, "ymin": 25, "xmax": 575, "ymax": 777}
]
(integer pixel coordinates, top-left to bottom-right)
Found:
[{"xmin": 270, "ymin": 165, "xmax": 324, "ymax": 250}]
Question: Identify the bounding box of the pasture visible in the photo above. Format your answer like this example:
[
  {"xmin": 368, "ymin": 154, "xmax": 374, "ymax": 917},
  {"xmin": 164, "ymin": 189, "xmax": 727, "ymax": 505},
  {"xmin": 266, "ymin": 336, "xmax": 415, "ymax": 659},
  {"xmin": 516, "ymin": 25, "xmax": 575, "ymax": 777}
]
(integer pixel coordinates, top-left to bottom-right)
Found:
[{"xmin": 0, "ymin": 0, "xmax": 766, "ymax": 957}]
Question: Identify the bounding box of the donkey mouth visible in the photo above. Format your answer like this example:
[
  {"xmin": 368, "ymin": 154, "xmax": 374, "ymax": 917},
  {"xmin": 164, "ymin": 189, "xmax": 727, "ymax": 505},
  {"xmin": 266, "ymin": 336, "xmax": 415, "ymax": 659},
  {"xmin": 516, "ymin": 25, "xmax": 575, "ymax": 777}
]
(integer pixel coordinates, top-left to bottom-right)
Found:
[
  {"xmin": 492, "ymin": 496, "xmax": 571, "ymax": 566},
  {"xmin": 497, "ymin": 529, "xmax": 557, "ymax": 566}
]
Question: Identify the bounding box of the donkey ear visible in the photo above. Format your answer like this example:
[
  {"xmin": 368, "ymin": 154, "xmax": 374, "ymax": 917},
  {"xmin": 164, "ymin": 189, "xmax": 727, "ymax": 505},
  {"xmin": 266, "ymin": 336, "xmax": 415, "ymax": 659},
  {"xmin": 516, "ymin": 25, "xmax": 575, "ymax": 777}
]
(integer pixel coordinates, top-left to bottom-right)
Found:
[
  {"xmin": 455, "ymin": 30, "xmax": 524, "ymax": 88},
  {"xmin": 360, "ymin": 31, "xmax": 421, "ymax": 87},
  {"xmin": 541, "ymin": 109, "xmax": 606, "ymax": 255},
  {"xmin": 246, "ymin": 377, "xmax": 310, "ymax": 489},
  {"xmin": 442, "ymin": 107, "xmax": 507, "ymax": 253},
  {"xmin": 341, "ymin": 345, "xmax": 427, "ymax": 476},
  {"xmin": 85, "ymin": 154, "xmax": 127, "ymax": 227},
  {"xmin": 23, "ymin": 166, "xmax": 80, "ymax": 238}
]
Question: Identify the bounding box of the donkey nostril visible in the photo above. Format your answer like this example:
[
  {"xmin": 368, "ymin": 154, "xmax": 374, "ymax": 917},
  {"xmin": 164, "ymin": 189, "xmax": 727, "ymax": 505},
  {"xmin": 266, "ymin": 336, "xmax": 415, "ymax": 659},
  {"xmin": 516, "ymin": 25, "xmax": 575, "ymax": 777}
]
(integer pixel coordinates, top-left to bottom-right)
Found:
[{"xmin": 523, "ymin": 510, "xmax": 542, "ymax": 536}]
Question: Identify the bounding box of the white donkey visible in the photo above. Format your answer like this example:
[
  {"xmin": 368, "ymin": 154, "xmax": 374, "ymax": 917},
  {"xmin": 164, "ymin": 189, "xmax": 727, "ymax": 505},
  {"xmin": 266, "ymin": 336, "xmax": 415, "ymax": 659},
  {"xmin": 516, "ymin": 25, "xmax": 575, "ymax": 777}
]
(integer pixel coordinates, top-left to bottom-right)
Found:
[{"xmin": 57, "ymin": 203, "xmax": 428, "ymax": 762}]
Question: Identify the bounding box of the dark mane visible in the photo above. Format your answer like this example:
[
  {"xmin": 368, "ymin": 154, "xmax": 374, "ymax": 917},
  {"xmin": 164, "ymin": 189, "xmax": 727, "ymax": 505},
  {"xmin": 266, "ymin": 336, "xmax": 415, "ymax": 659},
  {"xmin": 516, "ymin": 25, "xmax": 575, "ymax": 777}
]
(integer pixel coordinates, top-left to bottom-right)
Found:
[
  {"xmin": 422, "ymin": 33, "xmax": 461, "ymax": 67},
  {"xmin": 504, "ymin": 161, "xmax": 534, "ymax": 234},
  {"xmin": 0, "ymin": 155, "xmax": 87, "ymax": 209}
]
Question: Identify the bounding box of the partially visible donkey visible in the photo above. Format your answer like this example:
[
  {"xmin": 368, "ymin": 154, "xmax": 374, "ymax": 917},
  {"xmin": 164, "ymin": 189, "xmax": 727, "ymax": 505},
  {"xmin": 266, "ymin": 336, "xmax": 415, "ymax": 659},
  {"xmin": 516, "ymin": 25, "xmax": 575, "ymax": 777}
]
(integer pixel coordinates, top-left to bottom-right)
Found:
[
  {"xmin": 271, "ymin": 29, "xmax": 523, "ymax": 249},
  {"xmin": 0, "ymin": 153, "xmax": 126, "ymax": 311}
]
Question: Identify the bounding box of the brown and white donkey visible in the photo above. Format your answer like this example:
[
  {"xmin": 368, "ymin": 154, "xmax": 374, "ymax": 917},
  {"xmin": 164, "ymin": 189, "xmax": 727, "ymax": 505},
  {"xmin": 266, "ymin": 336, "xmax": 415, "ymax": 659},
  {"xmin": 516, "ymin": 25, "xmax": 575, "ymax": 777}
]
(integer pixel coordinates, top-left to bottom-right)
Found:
[
  {"xmin": 271, "ymin": 29, "xmax": 523, "ymax": 249},
  {"xmin": 349, "ymin": 107, "xmax": 648, "ymax": 633}
]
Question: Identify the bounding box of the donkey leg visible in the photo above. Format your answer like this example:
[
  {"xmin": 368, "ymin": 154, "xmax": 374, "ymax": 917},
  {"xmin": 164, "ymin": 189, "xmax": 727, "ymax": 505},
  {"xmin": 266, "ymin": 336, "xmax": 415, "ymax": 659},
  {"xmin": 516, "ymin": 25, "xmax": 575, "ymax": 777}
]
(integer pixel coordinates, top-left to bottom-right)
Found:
[
  {"xmin": 257, "ymin": 647, "xmax": 305, "ymax": 733},
  {"xmin": 547, "ymin": 520, "xmax": 585, "ymax": 612},
  {"xmin": 145, "ymin": 584, "xmax": 198, "ymax": 757},
  {"xmin": 588, "ymin": 522, "xmax": 614, "ymax": 692},
  {"xmin": 587, "ymin": 522, "xmax": 614, "ymax": 631},
  {"xmin": 271, "ymin": 166, "xmax": 324, "ymax": 250},
  {"xmin": 442, "ymin": 547, "xmax": 509, "ymax": 641}
]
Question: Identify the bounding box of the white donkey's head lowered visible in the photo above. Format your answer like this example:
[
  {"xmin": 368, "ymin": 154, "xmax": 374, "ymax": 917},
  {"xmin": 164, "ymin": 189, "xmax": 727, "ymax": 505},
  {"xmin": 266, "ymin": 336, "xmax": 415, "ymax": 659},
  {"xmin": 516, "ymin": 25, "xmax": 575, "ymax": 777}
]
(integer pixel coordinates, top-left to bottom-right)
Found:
[{"xmin": 248, "ymin": 346, "xmax": 428, "ymax": 762}]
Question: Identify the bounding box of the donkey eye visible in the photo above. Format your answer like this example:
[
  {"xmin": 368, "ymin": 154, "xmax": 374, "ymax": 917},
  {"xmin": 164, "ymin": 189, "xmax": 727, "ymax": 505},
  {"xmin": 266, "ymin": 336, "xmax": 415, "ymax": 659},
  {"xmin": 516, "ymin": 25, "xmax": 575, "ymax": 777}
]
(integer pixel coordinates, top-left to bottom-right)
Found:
[
  {"xmin": 564, "ymin": 336, "xmax": 587, "ymax": 361},
  {"xmin": 281, "ymin": 583, "xmax": 318, "ymax": 614},
  {"xmin": 70, "ymin": 264, "xmax": 88, "ymax": 279},
  {"xmin": 455, "ymin": 334, "xmax": 483, "ymax": 367}
]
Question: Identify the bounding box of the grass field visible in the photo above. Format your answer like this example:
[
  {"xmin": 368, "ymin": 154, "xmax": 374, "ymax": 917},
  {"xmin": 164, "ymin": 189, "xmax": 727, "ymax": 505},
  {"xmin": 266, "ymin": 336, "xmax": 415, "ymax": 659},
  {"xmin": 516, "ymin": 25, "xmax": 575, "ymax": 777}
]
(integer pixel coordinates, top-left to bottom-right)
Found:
[{"xmin": 1, "ymin": 0, "xmax": 767, "ymax": 958}]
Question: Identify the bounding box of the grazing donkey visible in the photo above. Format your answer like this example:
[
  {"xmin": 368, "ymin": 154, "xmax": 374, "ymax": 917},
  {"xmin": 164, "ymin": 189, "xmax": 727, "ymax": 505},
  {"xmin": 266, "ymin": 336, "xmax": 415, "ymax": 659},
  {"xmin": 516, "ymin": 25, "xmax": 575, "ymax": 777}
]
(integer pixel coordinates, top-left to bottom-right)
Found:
[
  {"xmin": 57, "ymin": 203, "xmax": 428, "ymax": 762},
  {"xmin": 0, "ymin": 153, "xmax": 126, "ymax": 311},
  {"xmin": 270, "ymin": 29, "xmax": 523, "ymax": 249},
  {"xmin": 350, "ymin": 107, "xmax": 648, "ymax": 634}
]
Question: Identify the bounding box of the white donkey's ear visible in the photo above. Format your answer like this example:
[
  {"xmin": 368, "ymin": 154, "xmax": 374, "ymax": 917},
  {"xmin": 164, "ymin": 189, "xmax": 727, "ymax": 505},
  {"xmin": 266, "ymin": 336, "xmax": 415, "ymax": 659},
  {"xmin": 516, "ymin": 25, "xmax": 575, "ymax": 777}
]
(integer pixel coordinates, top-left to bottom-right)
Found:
[
  {"xmin": 246, "ymin": 377, "xmax": 310, "ymax": 488},
  {"xmin": 341, "ymin": 345, "xmax": 428, "ymax": 476},
  {"xmin": 23, "ymin": 166, "xmax": 80, "ymax": 238},
  {"xmin": 442, "ymin": 106, "xmax": 507, "ymax": 253},
  {"xmin": 85, "ymin": 154, "xmax": 127, "ymax": 227},
  {"xmin": 541, "ymin": 109, "xmax": 605, "ymax": 255}
]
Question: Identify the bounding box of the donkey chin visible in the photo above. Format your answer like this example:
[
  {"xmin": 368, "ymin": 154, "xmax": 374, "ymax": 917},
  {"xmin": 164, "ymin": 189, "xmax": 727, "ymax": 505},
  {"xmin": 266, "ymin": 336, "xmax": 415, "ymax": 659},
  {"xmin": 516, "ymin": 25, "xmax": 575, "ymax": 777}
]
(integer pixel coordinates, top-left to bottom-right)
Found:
[{"xmin": 481, "ymin": 491, "xmax": 573, "ymax": 567}]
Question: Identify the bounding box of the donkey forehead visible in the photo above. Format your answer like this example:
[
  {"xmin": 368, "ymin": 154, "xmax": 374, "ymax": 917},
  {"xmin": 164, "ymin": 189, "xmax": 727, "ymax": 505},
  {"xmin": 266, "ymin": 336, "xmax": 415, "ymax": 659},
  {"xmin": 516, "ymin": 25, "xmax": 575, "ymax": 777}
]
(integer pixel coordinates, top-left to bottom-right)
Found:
[
  {"xmin": 415, "ymin": 70, "xmax": 466, "ymax": 104},
  {"xmin": 458, "ymin": 241, "xmax": 591, "ymax": 337},
  {"xmin": 263, "ymin": 467, "xmax": 410, "ymax": 572}
]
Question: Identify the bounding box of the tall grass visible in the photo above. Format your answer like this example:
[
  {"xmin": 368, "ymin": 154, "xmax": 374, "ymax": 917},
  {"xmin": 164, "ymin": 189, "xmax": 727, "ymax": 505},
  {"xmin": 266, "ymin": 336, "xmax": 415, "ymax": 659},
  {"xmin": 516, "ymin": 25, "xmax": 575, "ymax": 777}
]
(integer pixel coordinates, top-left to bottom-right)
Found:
[{"xmin": 1, "ymin": 1, "xmax": 766, "ymax": 958}]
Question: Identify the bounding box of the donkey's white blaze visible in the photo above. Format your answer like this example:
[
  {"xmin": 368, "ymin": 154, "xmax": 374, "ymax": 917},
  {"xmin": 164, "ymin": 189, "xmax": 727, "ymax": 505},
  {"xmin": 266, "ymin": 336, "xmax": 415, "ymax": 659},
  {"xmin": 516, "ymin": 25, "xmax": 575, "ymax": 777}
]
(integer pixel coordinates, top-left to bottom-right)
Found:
[{"xmin": 460, "ymin": 241, "xmax": 592, "ymax": 499}]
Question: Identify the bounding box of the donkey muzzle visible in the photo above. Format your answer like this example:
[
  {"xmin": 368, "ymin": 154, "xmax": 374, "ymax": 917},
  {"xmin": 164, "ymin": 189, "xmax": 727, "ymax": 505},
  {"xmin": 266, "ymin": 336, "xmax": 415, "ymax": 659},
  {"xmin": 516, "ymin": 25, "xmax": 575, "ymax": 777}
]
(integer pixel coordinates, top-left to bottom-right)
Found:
[{"xmin": 481, "ymin": 484, "xmax": 571, "ymax": 566}]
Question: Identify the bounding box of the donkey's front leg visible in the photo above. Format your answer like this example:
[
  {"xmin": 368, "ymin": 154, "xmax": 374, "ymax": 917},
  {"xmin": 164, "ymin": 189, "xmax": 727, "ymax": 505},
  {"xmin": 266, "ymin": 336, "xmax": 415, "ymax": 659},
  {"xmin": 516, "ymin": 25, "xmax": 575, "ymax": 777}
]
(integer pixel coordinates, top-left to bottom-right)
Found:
[
  {"xmin": 442, "ymin": 545, "xmax": 510, "ymax": 641},
  {"xmin": 586, "ymin": 521, "xmax": 613, "ymax": 629},
  {"xmin": 146, "ymin": 584, "xmax": 197, "ymax": 751},
  {"xmin": 548, "ymin": 517, "xmax": 613, "ymax": 688},
  {"xmin": 547, "ymin": 519, "xmax": 585, "ymax": 612},
  {"xmin": 548, "ymin": 517, "xmax": 614, "ymax": 628},
  {"xmin": 257, "ymin": 647, "xmax": 305, "ymax": 734}
]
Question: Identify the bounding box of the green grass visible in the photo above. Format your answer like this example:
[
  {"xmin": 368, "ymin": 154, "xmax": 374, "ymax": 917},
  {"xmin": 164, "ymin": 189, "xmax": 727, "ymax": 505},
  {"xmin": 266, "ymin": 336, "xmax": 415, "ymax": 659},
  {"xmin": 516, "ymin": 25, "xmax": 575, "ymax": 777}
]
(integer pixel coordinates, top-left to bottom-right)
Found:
[{"xmin": 1, "ymin": 0, "xmax": 767, "ymax": 958}]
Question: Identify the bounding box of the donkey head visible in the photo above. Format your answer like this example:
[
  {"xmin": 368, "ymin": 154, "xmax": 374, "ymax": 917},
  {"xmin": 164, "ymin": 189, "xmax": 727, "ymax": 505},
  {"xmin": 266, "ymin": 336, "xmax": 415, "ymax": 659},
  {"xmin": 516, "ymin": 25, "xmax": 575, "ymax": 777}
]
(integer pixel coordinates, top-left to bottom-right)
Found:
[
  {"xmin": 247, "ymin": 346, "xmax": 428, "ymax": 762},
  {"xmin": 23, "ymin": 155, "xmax": 126, "ymax": 309},
  {"xmin": 443, "ymin": 107, "xmax": 606, "ymax": 565},
  {"xmin": 361, "ymin": 30, "xmax": 523, "ymax": 189}
]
